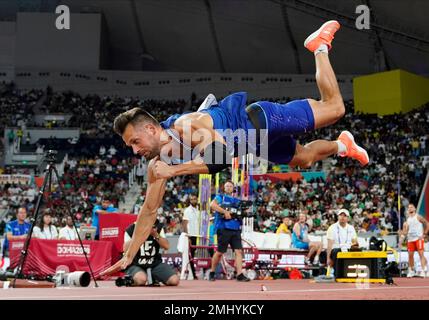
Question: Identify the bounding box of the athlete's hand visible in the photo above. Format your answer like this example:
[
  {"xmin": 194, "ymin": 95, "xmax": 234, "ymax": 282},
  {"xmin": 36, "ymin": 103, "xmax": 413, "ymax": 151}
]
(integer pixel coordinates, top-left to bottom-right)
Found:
[
  {"xmin": 100, "ymin": 254, "xmax": 133, "ymax": 277},
  {"xmin": 153, "ymin": 160, "xmax": 174, "ymax": 179}
]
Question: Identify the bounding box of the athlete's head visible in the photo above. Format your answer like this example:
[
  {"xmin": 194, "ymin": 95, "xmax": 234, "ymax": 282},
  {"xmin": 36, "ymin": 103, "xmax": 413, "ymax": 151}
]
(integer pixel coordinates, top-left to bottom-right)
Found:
[
  {"xmin": 114, "ymin": 107, "xmax": 162, "ymax": 160},
  {"xmin": 298, "ymin": 212, "xmax": 307, "ymax": 224},
  {"xmin": 407, "ymin": 203, "xmax": 416, "ymax": 216},
  {"xmin": 224, "ymin": 181, "xmax": 234, "ymax": 195}
]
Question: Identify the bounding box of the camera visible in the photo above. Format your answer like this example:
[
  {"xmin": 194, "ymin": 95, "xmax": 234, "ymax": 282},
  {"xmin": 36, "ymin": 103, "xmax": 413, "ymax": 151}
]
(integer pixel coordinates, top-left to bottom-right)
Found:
[
  {"xmin": 221, "ymin": 200, "xmax": 254, "ymax": 219},
  {"xmin": 53, "ymin": 270, "xmax": 91, "ymax": 287},
  {"xmin": 369, "ymin": 236, "xmax": 388, "ymax": 251},
  {"xmin": 383, "ymin": 261, "xmax": 399, "ymax": 285},
  {"xmin": 45, "ymin": 149, "xmax": 58, "ymax": 163},
  {"xmin": 115, "ymin": 275, "xmax": 134, "ymax": 287}
]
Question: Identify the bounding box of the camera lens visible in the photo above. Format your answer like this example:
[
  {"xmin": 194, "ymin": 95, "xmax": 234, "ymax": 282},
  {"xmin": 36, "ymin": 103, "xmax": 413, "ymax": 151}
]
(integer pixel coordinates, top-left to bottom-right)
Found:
[{"xmin": 115, "ymin": 275, "xmax": 134, "ymax": 287}]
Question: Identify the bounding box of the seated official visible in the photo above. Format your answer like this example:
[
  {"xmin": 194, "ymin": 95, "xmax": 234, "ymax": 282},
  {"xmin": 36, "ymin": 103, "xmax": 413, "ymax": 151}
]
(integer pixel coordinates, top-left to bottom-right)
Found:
[
  {"xmin": 33, "ymin": 211, "xmax": 58, "ymax": 240},
  {"xmin": 4, "ymin": 207, "xmax": 31, "ymax": 257},
  {"xmin": 123, "ymin": 219, "xmax": 179, "ymax": 286},
  {"xmin": 208, "ymin": 181, "xmax": 250, "ymax": 282},
  {"xmin": 58, "ymin": 216, "xmax": 79, "ymax": 240},
  {"xmin": 326, "ymin": 209, "xmax": 359, "ymax": 273},
  {"xmin": 292, "ymin": 212, "xmax": 322, "ymax": 265}
]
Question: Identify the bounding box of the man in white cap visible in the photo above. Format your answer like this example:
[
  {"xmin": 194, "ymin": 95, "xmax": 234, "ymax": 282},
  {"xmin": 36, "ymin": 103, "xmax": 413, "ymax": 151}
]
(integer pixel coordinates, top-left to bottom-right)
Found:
[{"xmin": 326, "ymin": 208, "xmax": 358, "ymax": 270}]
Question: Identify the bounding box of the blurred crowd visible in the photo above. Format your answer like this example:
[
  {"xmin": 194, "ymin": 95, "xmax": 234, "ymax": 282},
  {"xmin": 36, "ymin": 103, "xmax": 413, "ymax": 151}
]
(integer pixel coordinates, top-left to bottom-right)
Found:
[
  {"xmin": 0, "ymin": 154, "xmax": 135, "ymax": 236},
  {"xmin": 40, "ymin": 90, "xmax": 188, "ymax": 137}
]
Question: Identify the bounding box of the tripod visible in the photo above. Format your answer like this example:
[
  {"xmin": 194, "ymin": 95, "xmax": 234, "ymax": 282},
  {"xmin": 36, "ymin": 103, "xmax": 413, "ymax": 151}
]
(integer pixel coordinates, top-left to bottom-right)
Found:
[{"xmin": 12, "ymin": 150, "xmax": 98, "ymax": 288}]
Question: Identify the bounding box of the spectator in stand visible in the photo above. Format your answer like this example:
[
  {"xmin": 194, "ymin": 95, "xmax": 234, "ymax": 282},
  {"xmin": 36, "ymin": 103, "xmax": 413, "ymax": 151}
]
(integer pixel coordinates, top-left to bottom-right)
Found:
[
  {"xmin": 276, "ymin": 215, "xmax": 291, "ymax": 234},
  {"xmin": 358, "ymin": 218, "xmax": 371, "ymax": 233},
  {"xmin": 108, "ymin": 145, "xmax": 117, "ymax": 157},
  {"xmin": 3, "ymin": 207, "xmax": 31, "ymax": 257},
  {"xmin": 91, "ymin": 196, "xmax": 118, "ymax": 240},
  {"xmin": 33, "ymin": 211, "xmax": 58, "ymax": 240},
  {"xmin": 99, "ymin": 145, "xmax": 106, "ymax": 157},
  {"xmin": 291, "ymin": 212, "xmax": 322, "ymax": 265},
  {"xmin": 58, "ymin": 215, "xmax": 79, "ymax": 240}
]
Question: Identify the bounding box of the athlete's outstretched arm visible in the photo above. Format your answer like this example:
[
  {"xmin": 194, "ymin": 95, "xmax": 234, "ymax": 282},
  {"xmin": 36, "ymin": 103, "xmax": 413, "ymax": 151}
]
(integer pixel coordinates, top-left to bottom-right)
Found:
[
  {"xmin": 100, "ymin": 158, "xmax": 166, "ymax": 276},
  {"xmin": 153, "ymin": 157, "xmax": 210, "ymax": 177},
  {"xmin": 124, "ymin": 172, "xmax": 166, "ymax": 261}
]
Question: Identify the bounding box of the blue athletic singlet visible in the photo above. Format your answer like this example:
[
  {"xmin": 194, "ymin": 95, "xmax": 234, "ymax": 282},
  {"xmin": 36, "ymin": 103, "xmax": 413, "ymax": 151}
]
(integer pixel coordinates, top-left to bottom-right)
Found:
[{"xmin": 292, "ymin": 223, "xmax": 310, "ymax": 250}]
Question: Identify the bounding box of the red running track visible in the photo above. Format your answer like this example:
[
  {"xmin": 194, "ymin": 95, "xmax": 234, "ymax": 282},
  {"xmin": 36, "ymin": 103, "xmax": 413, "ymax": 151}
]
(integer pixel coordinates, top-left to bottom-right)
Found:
[{"xmin": 0, "ymin": 278, "xmax": 429, "ymax": 300}]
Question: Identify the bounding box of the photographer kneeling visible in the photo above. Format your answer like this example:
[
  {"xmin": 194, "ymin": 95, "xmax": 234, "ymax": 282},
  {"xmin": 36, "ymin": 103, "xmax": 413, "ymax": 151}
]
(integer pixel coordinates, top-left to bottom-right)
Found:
[
  {"xmin": 209, "ymin": 181, "xmax": 250, "ymax": 282},
  {"xmin": 122, "ymin": 219, "xmax": 179, "ymax": 286}
]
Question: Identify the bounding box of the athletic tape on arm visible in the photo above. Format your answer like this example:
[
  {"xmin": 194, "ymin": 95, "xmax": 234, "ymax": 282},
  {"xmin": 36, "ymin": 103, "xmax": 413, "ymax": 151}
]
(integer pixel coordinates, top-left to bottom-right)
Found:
[{"xmin": 200, "ymin": 141, "xmax": 230, "ymax": 174}]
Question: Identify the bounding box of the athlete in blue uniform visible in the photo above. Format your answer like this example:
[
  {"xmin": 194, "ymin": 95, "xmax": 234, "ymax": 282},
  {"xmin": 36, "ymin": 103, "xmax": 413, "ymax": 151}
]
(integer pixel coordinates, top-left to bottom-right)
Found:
[
  {"xmin": 113, "ymin": 20, "xmax": 368, "ymax": 181},
  {"xmin": 102, "ymin": 21, "xmax": 368, "ymax": 275}
]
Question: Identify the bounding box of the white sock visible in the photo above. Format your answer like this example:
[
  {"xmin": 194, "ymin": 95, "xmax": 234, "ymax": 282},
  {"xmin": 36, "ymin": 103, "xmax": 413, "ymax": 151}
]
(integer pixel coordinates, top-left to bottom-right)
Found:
[
  {"xmin": 315, "ymin": 44, "xmax": 328, "ymax": 56},
  {"xmin": 336, "ymin": 140, "xmax": 347, "ymax": 155}
]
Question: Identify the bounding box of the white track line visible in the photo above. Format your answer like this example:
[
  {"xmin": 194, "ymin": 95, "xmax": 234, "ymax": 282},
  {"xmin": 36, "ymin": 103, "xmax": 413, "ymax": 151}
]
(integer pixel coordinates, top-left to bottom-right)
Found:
[{"xmin": 2, "ymin": 285, "xmax": 429, "ymax": 300}]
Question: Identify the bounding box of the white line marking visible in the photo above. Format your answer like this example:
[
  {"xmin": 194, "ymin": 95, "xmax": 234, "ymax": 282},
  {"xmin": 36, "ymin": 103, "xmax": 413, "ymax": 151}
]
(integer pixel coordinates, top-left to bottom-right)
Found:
[{"xmin": 1, "ymin": 285, "xmax": 429, "ymax": 300}]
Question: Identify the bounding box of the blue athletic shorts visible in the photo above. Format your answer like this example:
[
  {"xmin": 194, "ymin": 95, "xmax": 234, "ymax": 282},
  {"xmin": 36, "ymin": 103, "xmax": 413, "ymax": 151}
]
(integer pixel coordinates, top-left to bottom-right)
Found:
[
  {"xmin": 248, "ymin": 99, "xmax": 315, "ymax": 164},
  {"xmin": 201, "ymin": 93, "xmax": 315, "ymax": 164}
]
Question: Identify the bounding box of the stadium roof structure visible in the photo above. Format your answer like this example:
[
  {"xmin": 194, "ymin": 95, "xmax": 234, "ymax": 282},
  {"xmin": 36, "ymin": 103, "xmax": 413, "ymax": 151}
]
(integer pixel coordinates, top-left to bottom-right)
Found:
[{"xmin": 1, "ymin": 0, "xmax": 429, "ymax": 75}]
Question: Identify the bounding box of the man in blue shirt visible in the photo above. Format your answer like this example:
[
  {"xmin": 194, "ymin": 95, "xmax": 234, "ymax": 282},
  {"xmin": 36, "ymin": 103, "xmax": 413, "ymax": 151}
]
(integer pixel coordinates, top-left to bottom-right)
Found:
[
  {"xmin": 208, "ymin": 181, "xmax": 250, "ymax": 282},
  {"xmin": 3, "ymin": 207, "xmax": 31, "ymax": 257},
  {"xmin": 92, "ymin": 197, "xmax": 118, "ymax": 240}
]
